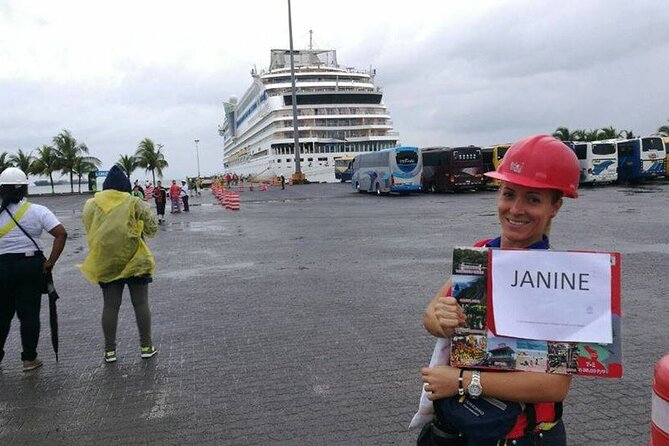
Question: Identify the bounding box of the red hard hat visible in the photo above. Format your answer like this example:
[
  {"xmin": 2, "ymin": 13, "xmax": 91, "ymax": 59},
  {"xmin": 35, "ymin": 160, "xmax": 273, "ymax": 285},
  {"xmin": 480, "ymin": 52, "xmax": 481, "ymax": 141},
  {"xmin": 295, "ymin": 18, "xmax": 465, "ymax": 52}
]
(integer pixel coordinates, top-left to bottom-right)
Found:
[{"xmin": 484, "ymin": 134, "xmax": 580, "ymax": 198}]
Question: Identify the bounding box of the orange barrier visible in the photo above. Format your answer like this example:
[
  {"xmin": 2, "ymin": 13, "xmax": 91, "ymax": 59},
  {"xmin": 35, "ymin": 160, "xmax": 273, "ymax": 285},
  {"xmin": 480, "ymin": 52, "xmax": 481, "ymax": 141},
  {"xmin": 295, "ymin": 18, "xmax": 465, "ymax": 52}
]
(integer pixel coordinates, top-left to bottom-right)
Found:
[
  {"xmin": 652, "ymin": 355, "xmax": 669, "ymax": 445},
  {"xmin": 227, "ymin": 192, "xmax": 240, "ymax": 211}
]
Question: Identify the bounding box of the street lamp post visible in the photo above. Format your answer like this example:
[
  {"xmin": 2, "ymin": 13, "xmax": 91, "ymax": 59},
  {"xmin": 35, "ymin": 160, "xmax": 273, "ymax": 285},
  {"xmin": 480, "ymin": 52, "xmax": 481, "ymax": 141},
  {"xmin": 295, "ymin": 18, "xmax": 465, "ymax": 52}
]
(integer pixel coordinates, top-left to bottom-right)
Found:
[
  {"xmin": 194, "ymin": 139, "xmax": 201, "ymax": 177},
  {"xmin": 287, "ymin": 0, "xmax": 305, "ymax": 183}
]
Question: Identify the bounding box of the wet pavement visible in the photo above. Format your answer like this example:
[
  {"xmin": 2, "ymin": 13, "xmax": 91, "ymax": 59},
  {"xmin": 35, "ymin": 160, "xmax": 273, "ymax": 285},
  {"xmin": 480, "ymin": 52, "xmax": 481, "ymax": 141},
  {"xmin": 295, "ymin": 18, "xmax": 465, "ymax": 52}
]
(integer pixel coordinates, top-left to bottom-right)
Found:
[{"xmin": 1, "ymin": 181, "xmax": 668, "ymax": 445}]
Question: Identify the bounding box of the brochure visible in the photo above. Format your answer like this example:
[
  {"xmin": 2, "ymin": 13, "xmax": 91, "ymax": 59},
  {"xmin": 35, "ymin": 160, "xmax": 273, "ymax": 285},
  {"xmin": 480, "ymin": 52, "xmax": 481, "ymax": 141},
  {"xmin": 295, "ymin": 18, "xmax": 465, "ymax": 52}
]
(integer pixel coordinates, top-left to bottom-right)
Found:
[{"xmin": 449, "ymin": 247, "xmax": 622, "ymax": 378}]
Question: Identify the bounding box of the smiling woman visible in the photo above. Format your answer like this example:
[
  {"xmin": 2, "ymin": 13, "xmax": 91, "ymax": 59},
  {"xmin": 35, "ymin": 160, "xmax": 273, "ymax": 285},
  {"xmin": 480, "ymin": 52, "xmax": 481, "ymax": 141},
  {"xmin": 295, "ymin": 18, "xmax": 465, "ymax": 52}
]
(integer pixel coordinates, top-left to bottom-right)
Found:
[{"xmin": 419, "ymin": 135, "xmax": 581, "ymax": 445}]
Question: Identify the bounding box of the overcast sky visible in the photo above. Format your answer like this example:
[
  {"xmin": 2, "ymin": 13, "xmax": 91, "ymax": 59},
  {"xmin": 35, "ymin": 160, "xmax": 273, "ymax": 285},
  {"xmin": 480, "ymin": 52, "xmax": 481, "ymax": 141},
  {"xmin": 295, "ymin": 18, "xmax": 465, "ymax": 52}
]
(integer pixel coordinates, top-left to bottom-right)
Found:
[{"xmin": 1, "ymin": 0, "xmax": 667, "ymax": 181}]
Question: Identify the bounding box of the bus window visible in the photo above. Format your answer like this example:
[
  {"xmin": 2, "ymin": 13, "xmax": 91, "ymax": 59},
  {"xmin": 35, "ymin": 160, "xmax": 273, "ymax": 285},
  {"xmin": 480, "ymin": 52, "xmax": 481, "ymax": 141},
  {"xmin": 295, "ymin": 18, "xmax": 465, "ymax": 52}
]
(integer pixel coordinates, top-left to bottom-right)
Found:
[
  {"xmin": 573, "ymin": 144, "xmax": 587, "ymax": 160},
  {"xmin": 592, "ymin": 143, "xmax": 615, "ymax": 156},
  {"xmin": 496, "ymin": 146, "xmax": 509, "ymax": 160}
]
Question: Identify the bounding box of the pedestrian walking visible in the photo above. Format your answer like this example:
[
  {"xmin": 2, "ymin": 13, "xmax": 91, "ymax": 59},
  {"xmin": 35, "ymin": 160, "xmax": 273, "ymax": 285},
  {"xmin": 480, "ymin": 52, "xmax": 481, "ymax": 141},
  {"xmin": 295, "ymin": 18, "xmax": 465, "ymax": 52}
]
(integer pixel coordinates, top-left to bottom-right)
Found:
[
  {"xmin": 196, "ymin": 177, "xmax": 203, "ymax": 196},
  {"xmin": 180, "ymin": 180, "xmax": 190, "ymax": 212},
  {"xmin": 0, "ymin": 168, "xmax": 67, "ymax": 372},
  {"xmin": 419, "ymin": 135, "xmax": 580, "ymax": 445},
  {"xmin": 153, "ymin": 180, "xmax": 167, "ymax": 224},
  {"xmin": 169, "ymin": 180, "xmax": 181, "ymax": 213},
  {"xmin": 78, "ymin": 165, "xmax": 158, "ymax": 363},
  {"xmin": 280, "ymin": 175, "xmax": 286, "ymax": 190}
]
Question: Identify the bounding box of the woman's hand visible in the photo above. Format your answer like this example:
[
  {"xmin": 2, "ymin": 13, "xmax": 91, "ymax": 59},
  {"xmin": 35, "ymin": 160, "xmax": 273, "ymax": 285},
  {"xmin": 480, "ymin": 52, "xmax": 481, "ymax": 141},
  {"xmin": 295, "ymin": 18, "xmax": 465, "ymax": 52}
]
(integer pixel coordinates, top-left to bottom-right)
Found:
[
  {"xmin": 421, "ymin": 365, "xmax": 461, "ymax": 400},
  {"xmin": 434, "ymin": 296, "xmax": 465, "ymax": 337},
  {"xmin": 42, "ymin": 259, "xmax": 55, "ymax": 274}
]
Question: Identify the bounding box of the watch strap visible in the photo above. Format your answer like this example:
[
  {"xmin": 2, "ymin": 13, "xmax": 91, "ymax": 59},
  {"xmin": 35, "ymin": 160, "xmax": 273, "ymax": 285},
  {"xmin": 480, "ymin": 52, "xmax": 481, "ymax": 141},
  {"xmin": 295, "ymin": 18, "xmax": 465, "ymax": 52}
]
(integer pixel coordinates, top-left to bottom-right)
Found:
[{"xmin": 458, "ymin": 368, "xmax": 465, "ymax": 403}]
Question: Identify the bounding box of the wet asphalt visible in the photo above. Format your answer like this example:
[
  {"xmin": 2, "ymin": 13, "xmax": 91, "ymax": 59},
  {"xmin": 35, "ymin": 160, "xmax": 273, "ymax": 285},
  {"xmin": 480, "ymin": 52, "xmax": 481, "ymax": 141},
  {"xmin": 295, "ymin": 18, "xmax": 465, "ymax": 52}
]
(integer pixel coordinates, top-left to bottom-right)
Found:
[{"xmin": 0, "ymin": 181, "xmax": 668, "ymax": 445}]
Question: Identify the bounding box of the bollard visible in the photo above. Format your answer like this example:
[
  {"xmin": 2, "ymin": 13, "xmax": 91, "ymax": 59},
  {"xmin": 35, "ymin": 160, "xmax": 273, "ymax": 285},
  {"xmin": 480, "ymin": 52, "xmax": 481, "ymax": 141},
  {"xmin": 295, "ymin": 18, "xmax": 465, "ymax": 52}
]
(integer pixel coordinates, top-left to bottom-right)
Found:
[{"xmin": 651, "ymin": 355, "xmax": 669, "ymax": 445}]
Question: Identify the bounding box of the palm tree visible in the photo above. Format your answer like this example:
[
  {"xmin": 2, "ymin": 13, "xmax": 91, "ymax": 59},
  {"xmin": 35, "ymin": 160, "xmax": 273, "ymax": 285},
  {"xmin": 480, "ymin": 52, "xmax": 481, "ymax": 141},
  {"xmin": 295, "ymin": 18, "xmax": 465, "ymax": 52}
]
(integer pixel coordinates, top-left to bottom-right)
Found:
[
  {"xmin": 0, "ymin": 152, "xmax": 12, "ymax": 174},
  {"xmin": 552, "ymin": 127, "xmax": 579, "ymax": 142},
  {"xmin": 582, "ymin": 129, "xmax": 601, "ymax": 142},
  {"xmin": 598, "ymin": 126, "xmax": 618, "ymax": 140},
  {"xmin": 32, "ymin": 145, "xmax": 61, "ymax": 194},
  {"xmin": 135, "ymin": 138, "xmax": 169, "ymax": 185},
  {"xmin": 658, "ymin": 121, "xmax": 669, "ymax": 136},
  {"xmin": 619, "ymin": 130, "xmax": 636, "ymax": 139},
  {"xmin": 572, "ymin": 129, "xmax": 586, "ymax": 142},
  {"xmin": 72, "ymin": 155, "xmax": 102, "ymax": 193},
  {"xmin": 53, "ymin": 129, "xmax": 91, "ymax": 193},
  {"xmin": 116, "ymin": 154, "xmax": 139, "ymax": 178},
  {"xmin": 9, "ymin": 149, "xmax": 35, "ymax": 176}
]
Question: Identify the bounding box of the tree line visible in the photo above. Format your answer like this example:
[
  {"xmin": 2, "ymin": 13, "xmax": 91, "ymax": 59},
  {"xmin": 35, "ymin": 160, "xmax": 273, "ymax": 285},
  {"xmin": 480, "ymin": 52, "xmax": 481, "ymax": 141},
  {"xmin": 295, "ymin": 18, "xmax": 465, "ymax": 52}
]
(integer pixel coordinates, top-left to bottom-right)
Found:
[
  {"xmin": 0, "ymin": 130, "xmax": 168, "ymax": 194},
  {"xmin": 552, "ymin": 120, "xmax": 669, "ymax": 142}
]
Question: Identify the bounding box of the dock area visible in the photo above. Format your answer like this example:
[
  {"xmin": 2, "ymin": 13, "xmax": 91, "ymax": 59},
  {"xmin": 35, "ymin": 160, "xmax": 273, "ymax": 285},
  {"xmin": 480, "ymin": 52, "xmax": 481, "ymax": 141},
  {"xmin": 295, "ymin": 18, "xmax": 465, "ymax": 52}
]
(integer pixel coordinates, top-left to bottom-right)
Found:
[{"xmin": 1, "ymin": 182, "xmax": 668, "ymax": 445}]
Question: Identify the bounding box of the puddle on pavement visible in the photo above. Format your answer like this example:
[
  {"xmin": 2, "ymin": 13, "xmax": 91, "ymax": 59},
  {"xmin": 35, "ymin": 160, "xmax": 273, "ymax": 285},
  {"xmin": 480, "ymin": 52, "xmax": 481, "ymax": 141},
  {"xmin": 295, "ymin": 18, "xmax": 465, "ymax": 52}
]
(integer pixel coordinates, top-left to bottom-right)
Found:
[
  {"xmin": 621, "ymin": 186, "xmax": 665, "ymax": 195},
  {"xmin": 160, "ymin": 221, "xmax": 228, "ymax": 233},
  {"xmin": 612, "ymin": 242, "xmax": 669, "ymax": 255},
  {"xmin": 164, "ymin": 262, "xmax": 257, "ymax": 280}
]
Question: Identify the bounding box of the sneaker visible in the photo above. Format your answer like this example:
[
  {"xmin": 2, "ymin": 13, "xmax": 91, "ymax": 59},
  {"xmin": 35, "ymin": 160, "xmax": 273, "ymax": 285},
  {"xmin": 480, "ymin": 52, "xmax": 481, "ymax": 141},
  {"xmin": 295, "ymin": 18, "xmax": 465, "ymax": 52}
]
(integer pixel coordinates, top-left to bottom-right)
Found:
[
  {"xmin": 22, "ymin": 358, "xmax": 43, "ymax": 372},
  {"xmin": 104, "ymin": 350, "xmax": 117, "ymax": 363},
  {"xmin": 140, "ymin": 346, "xmax": 157, "ymax": 359}
]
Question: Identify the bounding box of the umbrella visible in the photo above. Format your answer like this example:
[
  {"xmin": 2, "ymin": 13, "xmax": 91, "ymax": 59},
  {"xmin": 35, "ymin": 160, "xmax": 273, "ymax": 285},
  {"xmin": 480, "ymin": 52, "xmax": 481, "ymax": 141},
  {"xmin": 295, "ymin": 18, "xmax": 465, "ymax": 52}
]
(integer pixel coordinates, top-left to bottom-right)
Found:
[{"xmin": 45, "ymin": 272, "xmax": 60, "ymax": 362}]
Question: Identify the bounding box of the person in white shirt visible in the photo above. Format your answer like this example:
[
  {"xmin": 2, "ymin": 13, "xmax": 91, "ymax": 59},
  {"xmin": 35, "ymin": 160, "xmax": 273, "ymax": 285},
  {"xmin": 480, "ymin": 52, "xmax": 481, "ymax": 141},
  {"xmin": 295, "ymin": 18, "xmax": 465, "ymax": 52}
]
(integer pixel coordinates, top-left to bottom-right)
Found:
[
  {"xmin": 0, "ymin": 168, "xmax": 67, "ymax": 372},
  {"xmin": 180, "ymin": 180, "xmax": 190, "ymax": 212}
]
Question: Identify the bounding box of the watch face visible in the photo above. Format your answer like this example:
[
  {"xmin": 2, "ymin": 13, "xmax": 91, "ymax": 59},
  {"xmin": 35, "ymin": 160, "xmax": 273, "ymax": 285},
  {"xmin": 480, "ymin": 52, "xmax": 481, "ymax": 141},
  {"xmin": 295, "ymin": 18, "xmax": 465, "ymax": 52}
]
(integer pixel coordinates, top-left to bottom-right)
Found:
[{"xmin": 468, "ymin": 383, "xmax": 482, "ymax": 398}]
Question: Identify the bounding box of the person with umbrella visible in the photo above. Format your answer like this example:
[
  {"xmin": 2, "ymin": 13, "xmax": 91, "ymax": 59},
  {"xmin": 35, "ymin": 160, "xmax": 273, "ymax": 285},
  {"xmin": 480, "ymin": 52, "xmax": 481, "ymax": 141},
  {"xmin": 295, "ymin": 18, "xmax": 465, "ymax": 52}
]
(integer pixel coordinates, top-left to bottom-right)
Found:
[
  {"xmin": 0, "ymin": 168, "xmax": 67, "ymax": 372},
  {"xmin": 78, "ymin": 165, "xmax": 158, "ymax": 363}
]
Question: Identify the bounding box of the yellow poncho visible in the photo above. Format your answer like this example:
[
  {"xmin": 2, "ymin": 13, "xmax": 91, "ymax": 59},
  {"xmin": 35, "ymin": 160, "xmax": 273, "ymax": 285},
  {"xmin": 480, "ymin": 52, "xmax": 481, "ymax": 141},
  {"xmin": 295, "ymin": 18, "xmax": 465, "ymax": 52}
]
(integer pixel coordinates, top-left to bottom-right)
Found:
[{"xmin": 78, "ymin": 190, "xmax": 157, "ymax": 284}]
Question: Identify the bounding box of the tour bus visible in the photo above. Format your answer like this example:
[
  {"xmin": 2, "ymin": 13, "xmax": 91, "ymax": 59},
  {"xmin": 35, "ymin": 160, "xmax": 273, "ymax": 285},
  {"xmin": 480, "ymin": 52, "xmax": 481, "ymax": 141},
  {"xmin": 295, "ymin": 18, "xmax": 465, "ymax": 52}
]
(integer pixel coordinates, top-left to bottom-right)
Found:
[
  {"xmin": 334, "ymin": 155, "xmax": 355, "ymax": 182},
  {"xmin": 481, "ymin": 144, "xmax": 510, "ymax": 188},
  {"xmin": 664, "ymin": 137, "xmax": 669, "ymax": 177},
  {"xmin": 421, "ymin": 146, "xmax": 485, "ymax": 192},
  {"xmin": 616, "ymin": 137, "xmax": 666, "ymax": 183},
  {"xmin": 350, "ymin": 146, "xmax": 423, "ymax": 195},
  {"xmin": 571, "ymin": 140, "xmax": 618, "ymax": 184}
]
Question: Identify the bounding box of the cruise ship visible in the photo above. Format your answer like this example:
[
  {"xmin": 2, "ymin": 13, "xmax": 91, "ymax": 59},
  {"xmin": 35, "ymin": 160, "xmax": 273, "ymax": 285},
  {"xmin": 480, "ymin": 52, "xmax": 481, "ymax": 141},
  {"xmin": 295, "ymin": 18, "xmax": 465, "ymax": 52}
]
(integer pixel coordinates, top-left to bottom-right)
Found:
[{"xmin": 219, "ymin": 46, "xmax": 400, "ymax": 182}]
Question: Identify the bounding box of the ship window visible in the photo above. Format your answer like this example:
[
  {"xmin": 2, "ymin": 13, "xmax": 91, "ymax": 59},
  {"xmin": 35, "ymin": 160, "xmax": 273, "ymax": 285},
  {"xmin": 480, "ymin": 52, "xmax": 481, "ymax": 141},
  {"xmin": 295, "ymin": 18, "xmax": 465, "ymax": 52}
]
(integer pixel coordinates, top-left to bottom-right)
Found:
[
  {"xmin": 308, "ymin": 158, "xmax": 313, "ymax": 162},
  {"xmin": 318, "ymin": 157, "xmax": 327, "ymax": 162},
  {"xmin": 277, "ymin": 159, "xmax": 281, "ymax": 163},
  {"xmin": 286, "ymin": 159, "xmax": 292, "ymax": 163}
]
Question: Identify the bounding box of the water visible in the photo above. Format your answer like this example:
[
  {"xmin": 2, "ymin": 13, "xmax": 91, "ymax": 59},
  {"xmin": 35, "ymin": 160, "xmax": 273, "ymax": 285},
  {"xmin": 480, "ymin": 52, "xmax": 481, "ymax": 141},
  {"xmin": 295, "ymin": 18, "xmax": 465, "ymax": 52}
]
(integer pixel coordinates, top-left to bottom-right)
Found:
[{"xmin": 28, "ymin": 178, "xmax": 103, "ymax": 195}]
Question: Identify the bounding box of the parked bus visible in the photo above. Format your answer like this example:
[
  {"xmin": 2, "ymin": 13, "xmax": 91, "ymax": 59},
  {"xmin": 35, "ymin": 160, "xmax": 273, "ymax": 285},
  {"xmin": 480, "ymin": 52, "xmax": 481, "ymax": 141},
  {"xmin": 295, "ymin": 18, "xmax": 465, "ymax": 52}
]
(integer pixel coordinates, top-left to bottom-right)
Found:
[
  {"xmin": 422, "ymin": 146, "xmax": 485, "ymax": 192},
  {"xmin": 571, "ymin": 140, "xmax": 618, "ymax": 184},
  {"xmin": 481, "ymin": 144, "xmax": 510, "ymax": 188},
  {"xmin": 664, "ymin": 137, "xmax": 669, "ymax": 177},
  {"xmin": 351, "ymin": 146, "xmax": 423, "ymax": 195},
  {"xmin": 334, "ymin": 155, "xmax": 355, "ymax": 182},
  {"xmin": 616, "ymin": 137, "xmax": 666, "ymax": 183}
]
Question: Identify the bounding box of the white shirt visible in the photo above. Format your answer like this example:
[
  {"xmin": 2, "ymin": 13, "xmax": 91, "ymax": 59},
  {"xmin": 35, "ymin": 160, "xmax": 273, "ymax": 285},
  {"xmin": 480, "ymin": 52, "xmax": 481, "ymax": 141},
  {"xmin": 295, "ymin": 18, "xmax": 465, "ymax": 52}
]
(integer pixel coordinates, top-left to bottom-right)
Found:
[
  {"xmin": 180, "ymin": 184, "xmax": 188, "ymax": 197},
  {"xmin": 0, "ymin": 200, "xmax": 61, "ymax": 254}
]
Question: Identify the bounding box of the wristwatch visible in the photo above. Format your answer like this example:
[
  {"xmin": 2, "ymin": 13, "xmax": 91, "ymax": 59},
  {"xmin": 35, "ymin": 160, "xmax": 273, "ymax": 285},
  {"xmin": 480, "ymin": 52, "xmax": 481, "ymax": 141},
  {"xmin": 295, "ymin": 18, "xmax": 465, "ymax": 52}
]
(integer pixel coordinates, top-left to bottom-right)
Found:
[{"xmin": 467, "ymin": 370, "xmax": 483, "ymax": 398}]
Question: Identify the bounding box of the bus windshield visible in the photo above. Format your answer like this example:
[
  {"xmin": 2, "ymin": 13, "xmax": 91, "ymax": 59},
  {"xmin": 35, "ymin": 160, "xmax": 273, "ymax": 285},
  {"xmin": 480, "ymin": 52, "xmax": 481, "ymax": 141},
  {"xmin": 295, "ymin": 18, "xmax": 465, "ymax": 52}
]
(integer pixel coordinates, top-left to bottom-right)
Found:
[
  {"xmin": 496, "ymin": 147, "xmax": 509, "ymax": 160},
  {"xmin": 642, "ymin": 138, "xmax": 664, "ymax": 152},
  {"xmin": 592, "ymin": 143, "xmax": 615, "ymax": 156},
  {"xmin": 573, "ymin": 144, "xmax": 587, "ymax": 160},
  {"xmin": 396, "ymin": 150, "xmax": 418, "ymax": 172}
]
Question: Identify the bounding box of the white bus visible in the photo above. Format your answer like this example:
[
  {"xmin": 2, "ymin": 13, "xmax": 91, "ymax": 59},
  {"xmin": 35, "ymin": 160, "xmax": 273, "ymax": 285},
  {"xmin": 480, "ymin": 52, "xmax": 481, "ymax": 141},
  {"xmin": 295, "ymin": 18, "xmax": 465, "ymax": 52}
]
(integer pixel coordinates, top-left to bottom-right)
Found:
[
  {"xmin": 351, "ymin": 146, "xmax": 423, "ymax": 195},
  {"xmin": 572, "ymin": 141, "xmax": 618, "ymax": 184}
]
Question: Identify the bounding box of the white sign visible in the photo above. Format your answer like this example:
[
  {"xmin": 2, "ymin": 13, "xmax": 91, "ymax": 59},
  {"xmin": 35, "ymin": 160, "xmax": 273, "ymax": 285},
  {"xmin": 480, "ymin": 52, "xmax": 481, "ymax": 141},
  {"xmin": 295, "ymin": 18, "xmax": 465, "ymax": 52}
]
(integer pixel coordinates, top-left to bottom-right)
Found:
[{"xmin": 491, "ymin": 250, "xmax": 613, "ymax": 344}]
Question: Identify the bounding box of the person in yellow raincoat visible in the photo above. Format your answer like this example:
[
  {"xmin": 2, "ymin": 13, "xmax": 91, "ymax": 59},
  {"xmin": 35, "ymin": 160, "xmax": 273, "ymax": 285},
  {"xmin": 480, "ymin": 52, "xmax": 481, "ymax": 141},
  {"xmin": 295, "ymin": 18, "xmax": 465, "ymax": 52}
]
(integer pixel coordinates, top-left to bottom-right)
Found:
[{"xmin": 79, "ymin": 166, "xmax": 158, "ymax": 363}]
